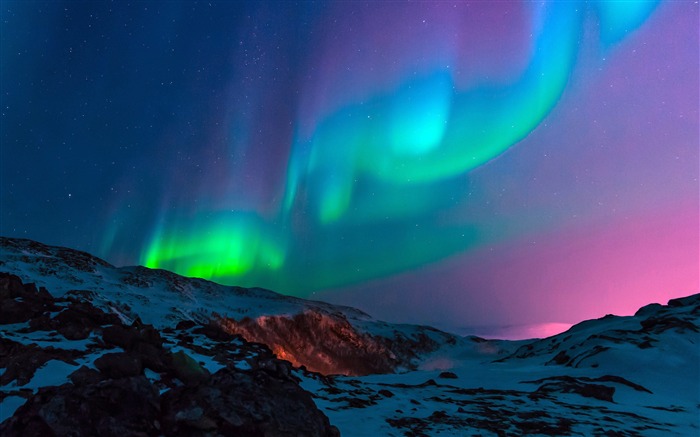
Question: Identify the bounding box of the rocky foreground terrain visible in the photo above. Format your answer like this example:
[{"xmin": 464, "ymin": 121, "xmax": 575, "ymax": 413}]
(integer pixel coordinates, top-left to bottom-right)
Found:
[
  {"xmin": 0, "ymin": 272, "xmax": 338, "ymax": 436},
  {"xmin": 1, "ymin": 237, "xmax": 698, "ymax": 436}
]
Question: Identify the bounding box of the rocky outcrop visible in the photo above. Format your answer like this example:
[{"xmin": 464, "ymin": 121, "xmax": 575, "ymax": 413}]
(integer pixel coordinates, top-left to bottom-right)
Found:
[
  {"xmin": 160, "ymin": 364, "xmax": 335, "ymax": 436},
  {"xmin": 3, "ymin": 366, "xmax": 339, "ymax": 437},
  {"xmin": 217, "ymin": 310, "xmax": 398, "ymax": 375},
  {"xmin": 0, "ymin": 273, "xmax": 55, "ymax": 324},
  {"xmin": 216, "ymin": 309, "xmax": 455, "ymax": 376},
  {"xmin": 3, "ymin": 376, "xmax": 162, "ymax": 437},
  {"xmin": 0, "ymin": 338, "xmax": 83, "ymax": 387}
]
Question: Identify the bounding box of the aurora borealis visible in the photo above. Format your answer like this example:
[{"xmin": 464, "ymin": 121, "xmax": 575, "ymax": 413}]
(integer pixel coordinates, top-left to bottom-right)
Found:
[{"xmin": 2, "ymin": 1, "xmax": 698, "ymax": 336}]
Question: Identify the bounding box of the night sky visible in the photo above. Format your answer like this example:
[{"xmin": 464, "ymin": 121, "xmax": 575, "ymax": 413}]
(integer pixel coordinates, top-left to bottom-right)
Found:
[{"xmin": 2, "ymin": 1, "xmax": 698, "ymax": 337}]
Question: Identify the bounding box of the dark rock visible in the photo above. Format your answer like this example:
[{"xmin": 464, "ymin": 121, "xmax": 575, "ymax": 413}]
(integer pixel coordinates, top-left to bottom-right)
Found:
[
  {"xmin": 343, "ymin": 397, "xmax": 375, "ymax": 408},
  {"xmin": 438, "ymin": 371, "xmax": 458, "ymax": 379},
  {"xmin": 594, "ymin": 375, "xmax": 652, "ymax": 393},
  {"xmin": 323, "ymin": 386, "xmax": 344, "ymax": 395},
  {"xmin": 253, "ymin": 356, "xmax": 295, "ymax": 381},
  {"xmin": 0, "ymin": 338, "xmax": 81, "ymax": 386},
  {"xmin": 430, "ymin": 410, "xmax": 449, "ymax": 420},
  {"xmin": 94, "ymin": 352, "xmax": 143, "ymax": 379},
  {"xmin": 101, "ymin": 323, "xmax": 164, "ymax": 363},
  {"xmin": 667, "ymin": 294, "xmax": 700, "ymax": 307},
  {"xmin": 0, "ymin": 274, "xmax": 54, "ymax": 303},
  {"xmin": 134, "ymin": 342, "xmax": 169, "ymax": 373},
  {"xmin": 517, "ymin": 418, "xmax": 574, "ymax": 435},
  {"xmin": 137, "ymin": 325, "xmax": 163, "ymax": 348},
  {"xmin": 640, "ymin": 316, "xmax": 698, "ymax": 334},
  {"xmin": 637, "ymin": 340, "xmax": 654, "ymax": 349},
  {"xmin": 0, "ymin": 339, "xmax": 51, "ymax": 386},
  {"xmin": 102, "ymin": 325, "xmax": 138, "ymax": 349},
  {"xmin": 0, "ymin": 389, "xmax": 33, "ymax": 404},
  {"xmin": 161, "ymin": 366, "xmax": 339, "ymax": 437},
  {"xmin": 37, "ymin": 286, "xmax": 53, "ymax": 300},
  {"xmin": 173, "ymin": 406, "xmax": 217, "ymax": 431},
  {"xmin": 0, "ymin": 299, "xmax": 38, "ymax": 324},
  {"xmin": 63, "ymin": 289, "xmax": 99, "ymax": 302},
  {"xmin": 56, "ymin": 247, "xmax": 112, "ymax": 272},
  {"xmin": 28, "ymin": 313, "xmax": 54, "ymax": 331},
  {"xmin": 527, "ymin": 376, "xmax": 616, "ymax": 402},
  {"xmin": 378, "ymin": 389, "xmax": 395, "ymax": 398},
  {"xmin": 0, "ymin": 376, "xmax": 160, "ymax": 437},
  {"xmin": 634, "ymin": 303, "xmax": 663, "ymax": 317},
  {"xmin": 175, "ymin": 320, "xmax": 197, "ymax": 330},
  {"xmin": 56, "ymin": 322, "xmax": 92, "ymax": 341},
  {"xmin": 169, "ymin": 350, "xmax": 210, "ymax": 385},
  {"xmin": 0, "ymin": 273, "xmax": 26, "ymax": 299},
  {"xmin": 69, "ymin": 366, "xmax": 103, "ymax": 386},
  {"xmin": 571, "ymin": 383, "xmax": 615, "ymax": 402},
  {"xmin": 0, "ymin": 274, "xmax": 57, "ymax": 324},
  {"xmin": 52, "ymin": 302, "xmax": 120, "ymax": 340},
  {"xmin": 548, "ymin": 351, "xmax": 571, "ymax": 365},
  {"xmin": 194, "ymin": 322, "xmax": 238, "ymax": 342}
]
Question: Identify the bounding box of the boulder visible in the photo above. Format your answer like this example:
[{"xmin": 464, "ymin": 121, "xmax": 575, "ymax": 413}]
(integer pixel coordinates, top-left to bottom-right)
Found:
[
  {"xmin": 0, "ymin": 273, "xmax": 26, "ymax": 299},
  {"xmin": 0, "ymin": 376, "xmax": 160, "ymax": 437},
  {"xmin": 161, "ymin": 366, "xmax": 339, "ymax": 436},
  {"xmin": 102, "ymin": 325, "xmax": 138, "ymax": 349},
  {"xmin": 94, "ymin": 352, "xmax": 143, "ymax": 379},
  {"xmin": 169, "ymin": 350, "xmax": 209, "ymax": 385},
  {"xmin": 69, "ymin": 366, "xmax": 103, "ymax": 386}
]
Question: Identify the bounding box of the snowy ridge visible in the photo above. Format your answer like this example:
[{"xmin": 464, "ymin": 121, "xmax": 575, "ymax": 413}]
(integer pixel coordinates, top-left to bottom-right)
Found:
[
  {"xmin": 0, "ymin": 237, "xmax": 455, "ymax": 375},
  {"xmin": 0, "ymin": 237, "xmax": 369, "ymax": 325}
]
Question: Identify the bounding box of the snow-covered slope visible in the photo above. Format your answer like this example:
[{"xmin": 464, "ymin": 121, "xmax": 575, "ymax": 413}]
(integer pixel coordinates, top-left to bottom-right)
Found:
[
  {"xmin": 0, "ymin": 236, "xmax": 371, "ymax": 325},
  {"xmin": 1, "ymin": 237, "xmax": 698, "ymax": 435},
  {"xmin": 0, "ymin": 237, "xmax": 456, "ymax": 375},
  {"xmin": 298, "ymin": 295, "xmax": 700, "ymax": 435}
]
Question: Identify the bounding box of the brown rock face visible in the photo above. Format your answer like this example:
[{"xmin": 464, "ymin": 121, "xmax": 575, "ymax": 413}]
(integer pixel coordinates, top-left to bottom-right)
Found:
[{"xmin": 217, "ymin": 310, "xmax": 399, "ymax": 375}]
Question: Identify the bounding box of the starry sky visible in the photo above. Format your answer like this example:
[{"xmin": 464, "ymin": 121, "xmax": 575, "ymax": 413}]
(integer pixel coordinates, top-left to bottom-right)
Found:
[{"xmin": 2, "ymin": 1, "xmax": 698, "ymax": 337}]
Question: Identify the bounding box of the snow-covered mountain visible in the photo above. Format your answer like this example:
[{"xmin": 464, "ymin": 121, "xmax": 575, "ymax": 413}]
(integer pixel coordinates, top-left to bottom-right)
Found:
[{"xmin": 1, "ymin": 237, "xmax": 698, "ymax": 436}]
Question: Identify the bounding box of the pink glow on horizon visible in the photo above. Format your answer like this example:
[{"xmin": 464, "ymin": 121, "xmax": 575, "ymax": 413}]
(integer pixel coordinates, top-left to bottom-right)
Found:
[
  {"xmin": 493, "ymin": 202, "xmax": 699, "ymax": 323},
  {"xmin": 464, "ymin": 323, "xmax": 575, "ymax": 341},
  {"xmin": 321, "ymin": 200, "xmax": 698, "ymax": 336}
]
